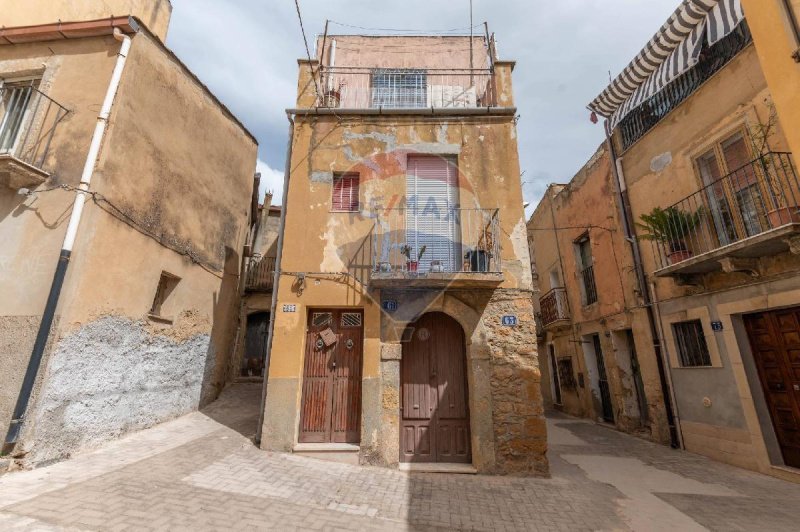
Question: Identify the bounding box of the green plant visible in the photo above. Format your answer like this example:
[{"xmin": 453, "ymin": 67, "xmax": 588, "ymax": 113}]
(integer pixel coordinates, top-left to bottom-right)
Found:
[
  {"xmin": 400, "ymin": 244, "xmax": 427, "ymax": 262},
  {"xmin": 416, "ymin": 245, "xmax": 427, "ymax": 262},
  {"xmin": 636, "ymin": 207, "xmax": 702, "ymax": 253}
]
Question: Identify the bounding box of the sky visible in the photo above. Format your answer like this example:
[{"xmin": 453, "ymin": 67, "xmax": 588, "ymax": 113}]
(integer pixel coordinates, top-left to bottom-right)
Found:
[{"xmin": 167, "ymin": 0, "xmax": 680, "ymax": 211}]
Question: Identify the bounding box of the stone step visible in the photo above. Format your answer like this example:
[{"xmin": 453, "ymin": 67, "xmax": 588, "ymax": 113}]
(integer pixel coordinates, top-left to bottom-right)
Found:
[
  {"xmin": 398, "ymin": 462, "xmax": 478, "ymax": 474},
  {"xmin": 292, "ymin": 443, "xmax": 360, "ymax": 465}
]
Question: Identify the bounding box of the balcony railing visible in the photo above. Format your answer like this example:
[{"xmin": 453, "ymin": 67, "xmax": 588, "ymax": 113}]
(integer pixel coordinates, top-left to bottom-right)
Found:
[
  {"xmin": 371, "ymin": 208, "xmax": 501, "ymax": 279},
  {"xmin": 649, "ymin": 152, "xmax": 800, "ymax": 272},
  {"xmin": 540, "ymin": 287, "xmax": 570, "ymax": 327},
  {"xmin": 245, "ymin": 256, "xmax": 276, "ymax": 292},
  {"xmin": 619, "ymin": 23, "xmax": 752, "ymax": 151},
  {"xmin": 317, "ymin": 67, "xmax": 495, "ymax": 109},
  {"xmin": 0, "ymin": 83, "xmax": 69, "ymax": 172}
]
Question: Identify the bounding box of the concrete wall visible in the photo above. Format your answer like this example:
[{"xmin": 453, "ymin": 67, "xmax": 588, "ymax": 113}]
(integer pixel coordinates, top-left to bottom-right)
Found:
[
  {"xmin": 2, "ymin": 28, "xmax": 257, "ymax": 465},
  {"xmin": 526, "ymin": 147, "xmax": 670, "ymax": 443},
  {"xmin": 0, "ymin": 0, "xmax": 173, "ymax": 41}
]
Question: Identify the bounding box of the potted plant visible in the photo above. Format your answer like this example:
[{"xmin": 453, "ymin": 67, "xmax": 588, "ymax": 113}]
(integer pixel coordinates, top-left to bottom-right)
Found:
[
  {"xmin": 400, "ymin": 244, "xmax": 426, "ymax": 272},
  {"xmin": 637, "ymin": 206, "xmax": 702, "ymax": 265}
]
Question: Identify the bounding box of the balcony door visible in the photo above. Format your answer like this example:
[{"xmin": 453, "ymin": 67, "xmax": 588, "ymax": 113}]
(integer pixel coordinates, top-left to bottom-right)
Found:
[
  {"xmin": 406, "ymin": 155, "xmax": 460, "ymax": 273},
  {"xmin": 697, "ymin": 131, "xmax": 767, "ymax": 247}
]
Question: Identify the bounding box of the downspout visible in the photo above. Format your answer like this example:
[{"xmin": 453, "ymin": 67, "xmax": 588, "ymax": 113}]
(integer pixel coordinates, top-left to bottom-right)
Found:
[
  {"xmin": 3, "ymin": 28, "xmax": 133, "ymax": 455},
  {"xmin": 605, "ymin": 126, "xmax": 681, "ymax": 449},
  {"xmin": 255, "ymin": 113, "xmax": 294, "ymax": 445}
]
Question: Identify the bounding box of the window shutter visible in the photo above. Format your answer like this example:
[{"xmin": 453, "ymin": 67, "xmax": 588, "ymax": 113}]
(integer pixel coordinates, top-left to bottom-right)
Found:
[{"xmin": 332, "ymin": 174, "xmax": 359, "ymax": 211}]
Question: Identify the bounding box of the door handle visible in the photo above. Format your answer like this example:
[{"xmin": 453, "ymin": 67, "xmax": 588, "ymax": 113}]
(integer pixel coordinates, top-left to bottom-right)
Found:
[{"xmin": 793, "ymin": 384, "xmax": 799, "ymax": 391}]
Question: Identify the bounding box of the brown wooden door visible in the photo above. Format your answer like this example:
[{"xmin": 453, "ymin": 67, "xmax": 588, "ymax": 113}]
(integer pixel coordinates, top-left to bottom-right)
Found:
[
  {"xmin": 401, "ymin": 312, "xmax": 471, "ymax": 463},
  {"xmin": 744, "ymin": 309, "xmax": 800, "ymax": 468},
  {"xmin": 298, "ymin": 309, "xmax": 363, "ymax": 444}
]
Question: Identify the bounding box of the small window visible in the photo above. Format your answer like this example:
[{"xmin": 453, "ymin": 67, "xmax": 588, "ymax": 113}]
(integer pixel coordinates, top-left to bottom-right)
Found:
[
  {"xmin": 332, "ymin": 173, "xmax": 359, "ymax": 212},
  {"xmin": 575, "ymin": 235, "xmax": 597, "ymax": 306},
  {"xmin": 341, "ymin": 312, "xmax": 362, "ymax": 328},
  {"xmin": 0, "ymin": 79, "xmax": 40, "ymax": 152},
  {"xmin": 371, "ymin": 69, "xmax": 427, "ymax": 108},
  {"xmin": 150, "ymin": 271, "xmax": 180, "ymax": 318},
  {"xmin": 673, "ymin": 320, "xmax": 712, "ymax": 367},
  {"xmin": 312, "ymin": 312, "xmax": 333, "ymax": 327}
]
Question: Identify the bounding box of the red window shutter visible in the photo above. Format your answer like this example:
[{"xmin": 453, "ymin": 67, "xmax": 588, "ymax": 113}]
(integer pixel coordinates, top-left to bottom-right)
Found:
[{"xmin": 333, "ymin": 174, "xmax": 359, "ymax": 211}]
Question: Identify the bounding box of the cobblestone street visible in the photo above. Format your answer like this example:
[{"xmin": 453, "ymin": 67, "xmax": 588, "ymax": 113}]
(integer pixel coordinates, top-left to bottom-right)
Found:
[{"xmin": 1, "ymin": 383, "xmax": 799, "ymax": 531}]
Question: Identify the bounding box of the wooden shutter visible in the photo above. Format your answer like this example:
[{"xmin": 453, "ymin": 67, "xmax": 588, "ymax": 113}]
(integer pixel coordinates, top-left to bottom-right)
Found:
[
  {"xmin": 332, "ymin": 174, "xmax": 359, "ymax": 211},
  {"xmin": 406, "ymin": 156, "xmax": 460, "ymax": 272}
]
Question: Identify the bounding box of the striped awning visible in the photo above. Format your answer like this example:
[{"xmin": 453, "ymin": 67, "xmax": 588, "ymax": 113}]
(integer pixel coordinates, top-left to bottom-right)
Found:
[{"xmin": 588, "ymin": 0, "xmax": 745, "ymax": 127}]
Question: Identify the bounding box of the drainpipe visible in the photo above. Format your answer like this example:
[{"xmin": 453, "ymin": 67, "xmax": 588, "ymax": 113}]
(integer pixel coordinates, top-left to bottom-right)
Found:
[
  {"xmin": 255, "ymin": 113, "xmax": 295, "ymax": 445},
  {"xmin": 605, "ymin": 127, "xmax": 681, "ymax": 449},
  {"xmin": 2, "ymin": 29, "xmax": 132, "ymax": 455}
]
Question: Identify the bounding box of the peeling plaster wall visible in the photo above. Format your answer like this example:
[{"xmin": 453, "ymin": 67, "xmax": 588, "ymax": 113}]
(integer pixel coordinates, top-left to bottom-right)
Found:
[{"xmin": 23, "ymin": 316, "xmax": 213, "ymax": 465}]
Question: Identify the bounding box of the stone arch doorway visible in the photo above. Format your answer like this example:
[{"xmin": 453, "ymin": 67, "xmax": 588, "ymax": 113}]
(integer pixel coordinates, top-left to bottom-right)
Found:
[{"xmin": 400, "ymin": 312, "xmax": 471, "ymax": 463}]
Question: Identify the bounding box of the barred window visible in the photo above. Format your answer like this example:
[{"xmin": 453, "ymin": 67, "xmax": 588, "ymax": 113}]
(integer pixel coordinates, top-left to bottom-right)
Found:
[
  {"xmin": 371, "ymin": 69, "xmax": 427, "ymax": 108},
  {"xmin": 673, "ymin": 320, "xmax": 712, "ymax": 367}
]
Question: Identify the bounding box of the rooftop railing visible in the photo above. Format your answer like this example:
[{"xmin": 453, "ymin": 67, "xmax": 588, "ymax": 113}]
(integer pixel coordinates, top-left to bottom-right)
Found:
[
  {"xmin": 0, "ymin": 83, "xmax": 69, "ymax": 172},
  {"xmin": 648, "ymin": 152, "xmax": 800, "ymax": 271},
  {"xmin": 372, "ymin": 207, "xmax": 501, "ymax": 276},
  {"xmin": 618, "ymin": 23, "xmax": 752, "ymax": 151},
  {"xmin": 245, "ymin": 256, "xmax": 276, "ymax": 292},
  {"xmin": 318, "ymin": 67, "xmax": 495, "ymax": 109}
]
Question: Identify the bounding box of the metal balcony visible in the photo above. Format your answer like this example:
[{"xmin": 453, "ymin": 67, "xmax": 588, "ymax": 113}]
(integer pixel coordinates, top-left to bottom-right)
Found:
[
  {"xmin": 245, "ymin": 256, "xmax": 276, "ymax": 292},
  {"xmin": 370, "ymin": 207, "xmax": 503, "ymax": 288},
  {"xmin": 0, "ymin": 83, "xmax": 68, "ymax": 190},
  {"xmin": 539, "ymin": 287, "xmax": 570, "ymax": 328},
  {"xmin": 317, "ymin": 67, "xmax": 495, "ymax": 110},
  {"xmin": 650, "ymin": 152, "xmax": 800, "ymax": 276}
]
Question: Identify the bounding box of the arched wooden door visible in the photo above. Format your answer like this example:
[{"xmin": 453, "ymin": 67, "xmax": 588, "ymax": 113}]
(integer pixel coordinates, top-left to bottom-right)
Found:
[{"xmin": 401, "ymin": 312, "xmax": 471, "ymax": 463}]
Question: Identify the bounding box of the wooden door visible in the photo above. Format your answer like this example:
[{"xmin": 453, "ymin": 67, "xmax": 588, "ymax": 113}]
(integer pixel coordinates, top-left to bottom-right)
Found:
[
  {"xmin": 298, "ymin": 309, "xmax": 363, "ymax": 444},
  {"xmin": 592, "ymin": 334, "xmax": 615, "ymax": 424},
  {"xmin": 401, "ymin": 313, "xmax": 471, "ymax": 463},
  {"xmin": 744, "ymin": 310, "xmax": 800, "ymax": 468}
]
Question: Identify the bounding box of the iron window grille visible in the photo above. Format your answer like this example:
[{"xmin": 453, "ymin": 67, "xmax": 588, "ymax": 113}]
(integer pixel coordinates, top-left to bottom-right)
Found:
[
  {"xmin": 370, "ymin": 69, "xmax": 427, "ymax": 108},
  {"xmin": 673, "ymin": 320, "xmax": 712, "ymax": 367}
]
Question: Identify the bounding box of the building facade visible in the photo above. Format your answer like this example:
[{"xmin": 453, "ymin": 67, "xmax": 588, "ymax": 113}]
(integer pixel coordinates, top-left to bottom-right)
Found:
[
  {"xmin": 587, "ymin": 0, "xmax": 800, "ymax": 481},
  {"xmin": 260, "ymin": 33, "xmax": 547, "ymax": 474},
  {"xmin": 527, "ymin": 146, "xmax": 673, "ymax": 445},
  {"xmin": 0, "ymin": 0, "xmax": 258, "ymax": 467}
]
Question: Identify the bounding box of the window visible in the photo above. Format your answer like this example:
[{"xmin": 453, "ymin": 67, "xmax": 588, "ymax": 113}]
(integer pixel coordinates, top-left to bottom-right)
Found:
[
  {"xmin": 341, "ymin": 312, "xmax": 362, "ymax": 328},
  {"xmin": 673, "ymin": 320, "xmax": 712, "ymax": 367},
  {"xmin": 575, "ymin": 235, "xmax": 597, "ymax": 306},
  {"xmin": 557, "ymin": 357, "xmax": 577, "ymax": 391},
  {"xmin": 0, "ymin": 80, "xmax": 38, "ymax": 153},
  {"xmin": 149, "ymin": 271, "xmax": 180, "ymax": 318},
  {"xmin": 371, "ymin": 69, "xmax": 427, "ymax": 108},
  {"xmin": 332, "ymin": 173, "xmax": 359, "ymax": 212}
]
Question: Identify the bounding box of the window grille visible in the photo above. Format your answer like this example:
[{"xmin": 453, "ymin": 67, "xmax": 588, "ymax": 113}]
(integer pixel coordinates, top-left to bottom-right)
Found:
[{"xmin": 673, "ymin": 320, "xmax": 712, "ymax": 367}]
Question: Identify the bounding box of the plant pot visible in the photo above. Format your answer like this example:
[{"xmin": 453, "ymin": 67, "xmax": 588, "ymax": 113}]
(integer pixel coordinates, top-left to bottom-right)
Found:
[
  {"xmin": 323, "ymin": 89, "xmax": 341, "ymax": 108},
  {"xmin": 767, "ymin": 206, "xmax": 800, "ymax": 227},
  {"xmin": 406, "ymin": 261, "xmax": 418, "ymax": 272},
  {"xmin": 430, "ymin": 260, "xmax": 443, "ymax": 273},
  {"xmin": 667, "ymin": 250, "xmax": 693, "ymax": 264},
  {"xmin": 377, "ymin": 261, "xmax": 392, "ymax": 273}
]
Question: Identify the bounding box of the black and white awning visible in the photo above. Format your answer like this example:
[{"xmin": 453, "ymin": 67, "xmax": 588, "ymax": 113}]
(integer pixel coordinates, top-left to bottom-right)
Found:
[{"xmin": 588, "ymin": 0, "xmax": 745, "ymax": 128}]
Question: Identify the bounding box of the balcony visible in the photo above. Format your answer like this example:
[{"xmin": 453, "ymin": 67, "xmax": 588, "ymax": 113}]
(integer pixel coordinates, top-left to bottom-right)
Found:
[
  {"xmin": 0, "ymin": 83, "xmax": 69, "ymax": 190},
  {"xmin": 649, "ymin": 152, "xmax": 800, "ymax": 277},
  {"xmin": 539, "ymin": 287, "xmax": 570, "ymax": 329},
  {"xmin": 317, "ymin": 67, "xmax": 495, "ymax": 110},
  {"xmin": 245, "ymin": 256, "xmax": 276, "ymax": 292},
  {"xmin": 370, "ymin": 208, "xmax": 503, "ymax": 288},
  {"xmin": 618, "ymin": 23, "xmax": 752, "ymax": 151}
]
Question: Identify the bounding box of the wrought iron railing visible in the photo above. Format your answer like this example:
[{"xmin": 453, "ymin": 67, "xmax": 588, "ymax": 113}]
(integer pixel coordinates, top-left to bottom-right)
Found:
[
  {"xmin": 245, "ymin": 256, "xmax": 276, "ymax": 291},
  {"xmin": 317, "ymin": 67, "xmax": 495, "ymax": 109},
  {"xmin": 649, "ymin": 152, "xmax": 800, "ymax": 271},
  {"xmin": 0, "ymin": 83, "xmax": 69, "ymax": 171},
  {"xmin": 540, "ymin": 287, "xmax": 570, "ymax": 326},
  {"xmin": 619, "ymin": 23, "xmax": 752, "ymax": 151},
  {"xmin": 372, "ymin": 208, "xmax": 501, "ymax": 275}
]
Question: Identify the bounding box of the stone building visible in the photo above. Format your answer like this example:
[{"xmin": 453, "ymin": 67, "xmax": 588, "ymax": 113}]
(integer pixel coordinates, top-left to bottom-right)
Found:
[
  {"xmin": 0, "ymin": 0, "xmax": 259, "ymax": 467},
  {"xmin": 259, "ymin": 31, "xmax": 547, "ymax": 474},
  {"xmin": 585, "ymin": 0, "xmax": 800, "ymax": 481},
  {"xmin": 527, "ymin": 146, "xmax": 674, "ymax": 446}
]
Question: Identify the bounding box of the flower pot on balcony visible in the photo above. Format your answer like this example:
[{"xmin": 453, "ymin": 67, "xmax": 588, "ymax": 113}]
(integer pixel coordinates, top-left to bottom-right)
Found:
[
  {"xmin": 377, "ymin": 261, "xmax": 392, "ymax": 273},
  {"xmin": 767, "ymin": 206, "xmax": 800, "ymax": 227},
  {"xmin": 430, "ymin": 260, "xmax": 443, "ymax": 273},
  {"xmin": 406, "ymin": 261, "xmax": 418, "ymax": 272},
  {"xmin": 667, "ymin": 249, "xmax": 693, "ymax": 264}
]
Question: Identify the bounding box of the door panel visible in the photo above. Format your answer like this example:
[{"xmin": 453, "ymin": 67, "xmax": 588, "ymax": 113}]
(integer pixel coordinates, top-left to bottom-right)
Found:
[
  {"xmin": 298, "ymin": 309, "xmax": 363, "ymax": 444},
  {"xmin": 744, "ymin": 309, "xmax": 800, "ymax": 468},
  {"xmin": 400, "ymin": 313, "xmax": 471, "ymax": 463}
]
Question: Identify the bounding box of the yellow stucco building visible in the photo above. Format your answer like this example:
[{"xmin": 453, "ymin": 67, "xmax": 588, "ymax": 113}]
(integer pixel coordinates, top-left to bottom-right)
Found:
[{"xmin": 259, "ymin": 33, "xmax": 548, "ymax": 474}]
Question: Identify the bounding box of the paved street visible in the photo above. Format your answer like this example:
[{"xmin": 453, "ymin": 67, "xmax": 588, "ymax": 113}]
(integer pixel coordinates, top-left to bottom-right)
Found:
[{"xmin": 1, "ymin": 383, "xmax": 799, "ymax": 531}]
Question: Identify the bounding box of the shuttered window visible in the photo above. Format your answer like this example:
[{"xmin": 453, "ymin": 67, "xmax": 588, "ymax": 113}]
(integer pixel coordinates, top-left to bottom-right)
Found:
[
  {"xmin": 332, "ymin": 173, "xmax": 359, "ymax": 212},
  {"xmin": 673, "ymin": 320, "xmax": 712, "ymax": 367},
  {"xmin": 406, "ymin": 155, "xmax": 460, "ymax": 272}
]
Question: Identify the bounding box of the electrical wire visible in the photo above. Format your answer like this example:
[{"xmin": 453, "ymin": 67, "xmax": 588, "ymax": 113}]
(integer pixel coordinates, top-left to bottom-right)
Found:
[
  {"xmin": 328, "ymin": 20, "xmax": 485, "ymax": 34},
  {"xmin": 294, "ymin": 0, "xmax": 320, "ymax": 102}
]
